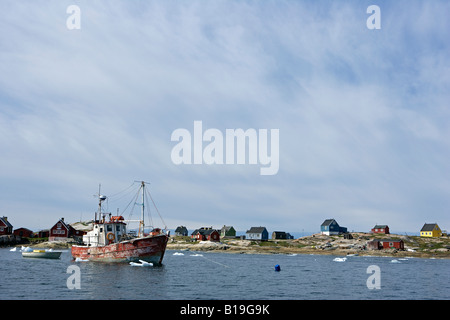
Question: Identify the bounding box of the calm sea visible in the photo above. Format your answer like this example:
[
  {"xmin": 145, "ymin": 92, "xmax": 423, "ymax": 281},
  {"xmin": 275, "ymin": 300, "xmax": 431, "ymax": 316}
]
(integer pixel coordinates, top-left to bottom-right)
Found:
[{"xmin": 0, "ymin": 247, "xmax": 448, "ymax": 300}]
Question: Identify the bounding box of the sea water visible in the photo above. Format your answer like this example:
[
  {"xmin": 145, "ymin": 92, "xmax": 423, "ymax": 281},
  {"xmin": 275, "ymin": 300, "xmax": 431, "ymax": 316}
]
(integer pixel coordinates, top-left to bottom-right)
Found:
[{"xmin": 0, "ymin": 248, "xmax": 448, "ymax": 300}]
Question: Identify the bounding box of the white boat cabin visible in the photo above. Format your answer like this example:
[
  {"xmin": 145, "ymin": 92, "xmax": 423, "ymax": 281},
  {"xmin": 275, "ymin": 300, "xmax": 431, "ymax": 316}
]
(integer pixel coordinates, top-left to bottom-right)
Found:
[{"xmin": 82, "ymin": 215, "xmax": 127, "ymax": 247}]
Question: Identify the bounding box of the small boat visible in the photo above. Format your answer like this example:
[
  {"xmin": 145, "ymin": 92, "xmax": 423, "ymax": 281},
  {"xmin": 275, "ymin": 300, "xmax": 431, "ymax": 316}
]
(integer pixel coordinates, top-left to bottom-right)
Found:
[{"xmin": 22, "ymin": 249, "xmax": 62, "ymax": 259}]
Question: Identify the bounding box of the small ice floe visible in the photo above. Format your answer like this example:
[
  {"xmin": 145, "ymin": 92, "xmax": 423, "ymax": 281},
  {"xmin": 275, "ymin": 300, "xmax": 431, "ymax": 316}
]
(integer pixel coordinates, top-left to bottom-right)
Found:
[
  {"xmin": 287, "ymin": 254, "xmax": 297, "ymax": 256},
  {"xmin": 129, "ymin": 260, "xmax": 153, "ymax": 267},
  {"xmin": 173, "ymin": 252, "xmax": 184, "ymax": 256},
  {"xmin": 390, "ymin": 259, "xmax": 401, "ymax": 263},
  {"xmin": 75, "ymin": 257, "xmax": 89, "ymax": 262},
  {"xmin": 190, "ymin": 254, "xmax": 203, "ymax": 257},
  {"xmin": 398, "ymin": 258, "xmax": 408, "ymax": 261},
  {"xmin": 10, "ymin": 247, "xmax": 17, "ymax": 252},
  {"xmin": 333, "ymin": 257, "xmax": 347, "ymax": 262}
]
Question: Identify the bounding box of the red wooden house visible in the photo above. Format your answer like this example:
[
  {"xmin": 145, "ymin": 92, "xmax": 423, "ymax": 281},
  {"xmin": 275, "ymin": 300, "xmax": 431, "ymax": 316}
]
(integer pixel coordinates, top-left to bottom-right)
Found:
[
  {"xmin": 380, "ymin": 239, "xmax": 404, "ymax": 250},
  {"xmin": 0, "ymin": 216, "xmax": 13, "ymax": 235},
  {"xmin": 371, "ymin": 225, "xmax": 390, "ymax": 234},
  {"xmin": 191, "ymin": 227, "xmax": 220, "ymax": 242},
  {"xmin": 13, "ymin": 228, "xmax": 33, "ymax": 238},
  {"xmin": 49, "ymin": 218, "xmax": 76, "ymax": 241},
  {"xmin": 37, "ymin": 230, "xmax": 50, "ymax": 238}
]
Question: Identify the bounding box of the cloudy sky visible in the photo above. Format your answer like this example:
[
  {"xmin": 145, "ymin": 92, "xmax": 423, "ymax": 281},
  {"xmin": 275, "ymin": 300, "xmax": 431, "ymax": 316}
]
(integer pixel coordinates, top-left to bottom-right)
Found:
[{"xmin": 1, "ymin": 0, "xmax": 449, "ymax": 235}]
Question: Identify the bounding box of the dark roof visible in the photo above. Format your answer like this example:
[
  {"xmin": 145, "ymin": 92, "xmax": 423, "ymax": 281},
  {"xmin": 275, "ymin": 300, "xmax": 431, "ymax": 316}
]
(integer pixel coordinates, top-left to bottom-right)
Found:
[
  {"xmin": 175, "ymin": 226, "xmax": 188, "ymax": 233},
  {"xmin": 191, "ymin": 228, "xmax": 218, "ymax": 236},
  {"xmin": 321, "ymin": 219, "xmax": 337, "ymax": 227},
  {"xmin": 0, "ymin": 216, "xmax": 13, "ymax": 228},
  {"xmin": 51, "ymin": 218, "xmax": 73, "ymax": 232},
  {"xmin": 246, "ymin": 227, "xmax": 267, "ymax": 234},
  {"xmin": 380, "ymin": 239, "xmax": 403, "ymax": 243},
  {"xmin": 421, "ymin": 223, "xmax": 438, "ymax": 232},
  {"xmin": 373, "ymin": 225, "xmax": 388, "ymax": 229}
]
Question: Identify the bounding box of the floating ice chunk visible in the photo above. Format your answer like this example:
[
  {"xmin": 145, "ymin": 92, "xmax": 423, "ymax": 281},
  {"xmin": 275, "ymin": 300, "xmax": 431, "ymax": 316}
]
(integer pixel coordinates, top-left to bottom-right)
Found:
[
  {"xmin": 190, "ymin": 254, "xmax": 203, "ymax": 257},
  {"xmin": 75, "ymin": 257, "xmax": 89, "ymax": 262},
  {"xmin": 390, "ymin": 259, "xmax": 401, "ymax": 263},
  {"xmin": 173, "ymin": 252, "xmax": 184, "ymax": 256},
  {"xmin": 130, "ymin": 260, "xmax": 153, "ymax": 267},
  {"xmin": 333, "ymin": 257, "xmax": 347, "ymax": 262},
  {"xmin": 10, "ymin": 247, "xmax": 17, "ymax": 252}
]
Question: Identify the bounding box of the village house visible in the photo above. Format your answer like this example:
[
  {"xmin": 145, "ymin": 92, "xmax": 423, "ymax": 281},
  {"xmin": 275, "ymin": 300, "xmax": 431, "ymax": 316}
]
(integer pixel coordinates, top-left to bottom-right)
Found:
[
  {"xmin": 174, "ymin": 226, "xmax": 188, "ymax": 237},
  {"xmin": 246, "ymin": 227, "xmax": 268, "ymax": 241},
  {"xmin": 380, "ymin": 239, "xmax": 404, "ymax": 250},
  {"xmin": 220, "ymin": 225, "xmax": 236, "ymax": 238},
  {"xmin": 0, "ymin": 216, "xmax": 13, "ymax": 236},
  {"xmin": 49, "ymin": 218, "xmax": 77, "ymax": 241},
  {"xmin": 271, "ymin": 231, "xmax": 293, "ymax": 240},
  {"xmin": 320, "ymin": 219, "xmax": 347, "ymax": 235},
  {"xmin": 367, "ymin": 239, "xmax": 381, "ymax": 250},
  {"xmin": 36, "ymin": 229, "xmax": 50, "ymax": 238},
  {"xmin": 191, "ymin": 227, "xmax": 220, "ymax": 242},
  {"xmin": 371, "ymin": 225, "xmax": 390, "ymax": 234},
  {"xmin": 13, "ymin": 227, "xmax": 33, "ymax": 238},
  {"xmin": 366, "ymin": 239, "xmax": 404, "ymax": 250},
  {"xmin": 420, "ymin": 223, "xmax": 442, "ymax": 238}
]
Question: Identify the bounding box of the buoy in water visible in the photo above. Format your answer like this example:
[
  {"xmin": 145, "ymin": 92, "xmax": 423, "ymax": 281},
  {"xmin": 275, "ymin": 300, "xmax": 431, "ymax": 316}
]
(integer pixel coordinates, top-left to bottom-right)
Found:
[{"xmin": 274, "ymin": 264, "xmax": 281, "ymax": 272}]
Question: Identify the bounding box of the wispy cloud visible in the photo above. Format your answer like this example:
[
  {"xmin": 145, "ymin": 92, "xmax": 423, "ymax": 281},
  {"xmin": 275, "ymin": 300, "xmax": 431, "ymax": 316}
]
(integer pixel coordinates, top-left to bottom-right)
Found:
[{"xmin": 0, "ymin": 0, "xmax": 449, "ymax": 233}]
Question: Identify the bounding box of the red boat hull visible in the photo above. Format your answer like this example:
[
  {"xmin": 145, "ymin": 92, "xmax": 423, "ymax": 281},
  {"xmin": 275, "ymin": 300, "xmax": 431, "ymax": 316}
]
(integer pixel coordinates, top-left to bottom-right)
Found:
[{"xmin": 71, "ymin": 234, "xmax": 168, "ymax": 264}]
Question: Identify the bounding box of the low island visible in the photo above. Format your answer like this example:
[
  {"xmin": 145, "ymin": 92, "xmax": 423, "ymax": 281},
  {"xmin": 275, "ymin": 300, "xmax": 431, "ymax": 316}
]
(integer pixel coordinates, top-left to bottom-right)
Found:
[{"xmin": 167, "ymin": 232, "xmax": 450, "ymax": 259}]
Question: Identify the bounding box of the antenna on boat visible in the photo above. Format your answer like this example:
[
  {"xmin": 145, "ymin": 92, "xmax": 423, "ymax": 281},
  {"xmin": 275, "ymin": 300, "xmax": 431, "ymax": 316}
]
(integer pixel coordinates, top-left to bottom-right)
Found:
[{"xmin": 94, "ymin": 184, "xmax": 107, "ymax": 223}]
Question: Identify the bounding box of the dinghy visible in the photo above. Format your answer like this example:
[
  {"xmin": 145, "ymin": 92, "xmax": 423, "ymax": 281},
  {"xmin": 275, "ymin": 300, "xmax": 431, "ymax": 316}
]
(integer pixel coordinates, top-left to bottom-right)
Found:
[{"xmin": 22, "ymin": 249, "xmax": 62, "ymax": 259}]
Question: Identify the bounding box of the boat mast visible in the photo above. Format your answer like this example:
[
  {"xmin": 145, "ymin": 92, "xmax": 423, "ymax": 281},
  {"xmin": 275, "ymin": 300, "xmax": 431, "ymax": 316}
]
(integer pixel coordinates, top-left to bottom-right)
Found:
[{"xmin": 140, "ymin": 181, "xmax": 145, "ymax": 237}]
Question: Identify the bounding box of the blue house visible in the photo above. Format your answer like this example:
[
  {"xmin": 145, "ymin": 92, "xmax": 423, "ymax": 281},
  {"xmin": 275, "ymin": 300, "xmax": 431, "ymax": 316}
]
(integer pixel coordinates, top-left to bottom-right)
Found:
[{"xmin": 320, "ymin": 219, "xmax": 347, "ymax": 235}]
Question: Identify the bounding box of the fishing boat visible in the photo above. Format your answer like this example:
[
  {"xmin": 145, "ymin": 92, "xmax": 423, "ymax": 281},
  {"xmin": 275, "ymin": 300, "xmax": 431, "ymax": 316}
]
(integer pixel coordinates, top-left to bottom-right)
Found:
[
  {"xmin": 71, "ymin": 181, "xmax": 169, "ymax": 264},
  {"xmin": 22, "ymin": 249, "xmax": 62, "ymax": 259}
]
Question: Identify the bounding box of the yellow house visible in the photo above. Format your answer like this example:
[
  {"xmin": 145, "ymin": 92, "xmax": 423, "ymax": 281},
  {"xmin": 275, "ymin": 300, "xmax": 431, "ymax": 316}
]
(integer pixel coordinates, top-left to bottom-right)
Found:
[{"xmin": 420, "ymin": 223, "xmax": 442, "ymax": 237}]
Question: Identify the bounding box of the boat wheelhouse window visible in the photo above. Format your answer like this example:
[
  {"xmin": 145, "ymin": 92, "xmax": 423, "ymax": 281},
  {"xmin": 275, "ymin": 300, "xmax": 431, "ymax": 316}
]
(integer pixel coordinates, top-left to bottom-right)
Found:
[
  {"xmin": 116, "ymin": 225, "xmax": 121, "ymax": 232},
  {"xmin": 100, "ymin": 227, "xmax": 103, "ymax": 232},
  {"xmin": 107, "ymin": 225, "xmax": 112, "ymax": 232}
]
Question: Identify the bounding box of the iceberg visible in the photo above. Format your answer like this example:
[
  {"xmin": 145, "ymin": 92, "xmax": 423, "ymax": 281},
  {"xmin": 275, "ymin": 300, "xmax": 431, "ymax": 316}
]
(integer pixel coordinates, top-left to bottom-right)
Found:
[
  {"xmin": 129, "ymin": 260, "xmax": 153, "ymax": 267},
  {"xmin": 333, "ymin": 257, "xmax": 347, "ymax": 262},
  {"xmin": 75, "ymin": 257, "xmax": 89, "ymax": 262}
]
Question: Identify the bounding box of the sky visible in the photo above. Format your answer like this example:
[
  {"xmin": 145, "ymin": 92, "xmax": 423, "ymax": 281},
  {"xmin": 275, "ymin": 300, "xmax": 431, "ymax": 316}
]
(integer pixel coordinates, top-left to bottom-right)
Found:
[{"xmin": 0, "ymin": 0, "xmax": 449, "ymax": 235}]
